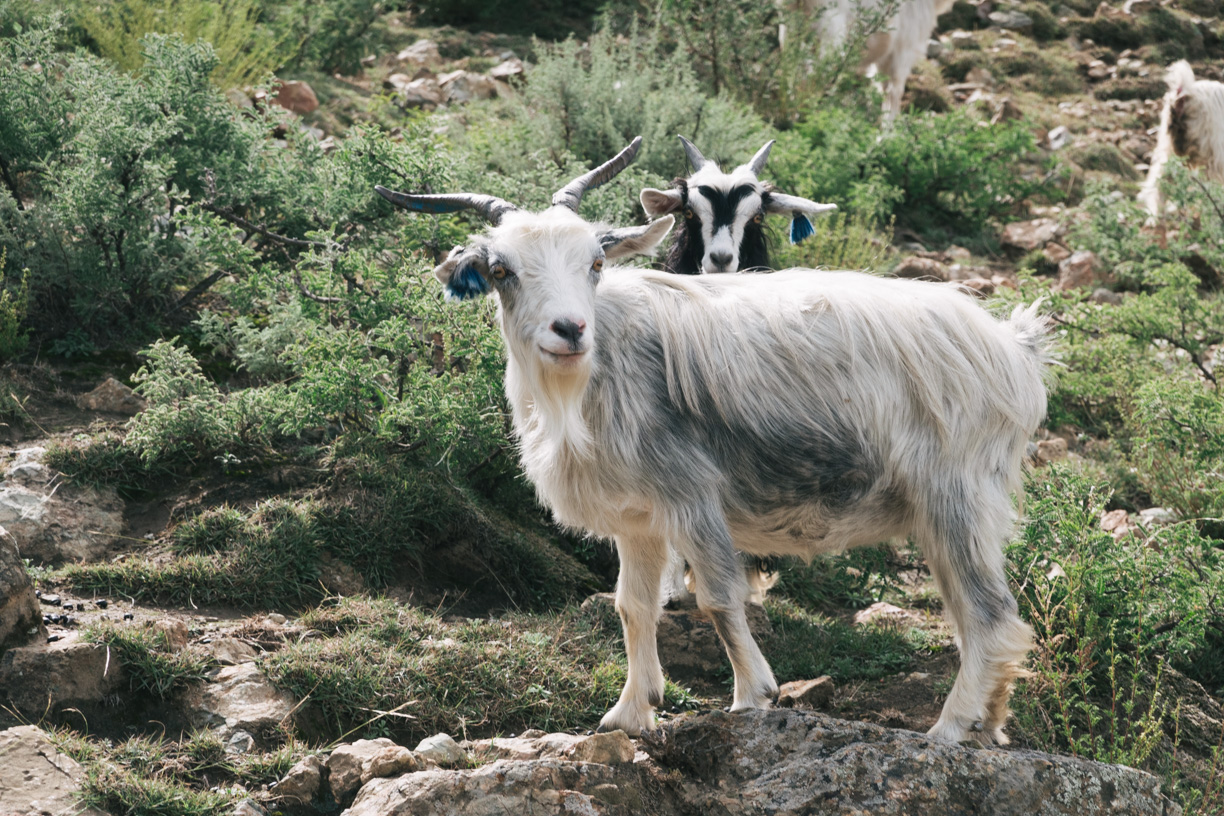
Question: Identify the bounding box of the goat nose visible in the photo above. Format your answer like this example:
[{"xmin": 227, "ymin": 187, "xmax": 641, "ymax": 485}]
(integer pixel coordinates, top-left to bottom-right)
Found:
[
  {"xmin": 551, "ymin": 318, "xmax": 586, "ymax": 343},
  {"xmin": 709, "ymin": 252, "xmax": 733, "ymax": 269}
]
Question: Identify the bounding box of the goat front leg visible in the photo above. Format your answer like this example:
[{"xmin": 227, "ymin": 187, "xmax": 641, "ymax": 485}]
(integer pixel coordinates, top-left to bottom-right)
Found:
[
  {"xmin": 599, "ymin": 533, "xmax": 668, "ymax": 736},
  {"xmin": 678, "ymin": 508, "xmax": 778, "ymax": 711}
]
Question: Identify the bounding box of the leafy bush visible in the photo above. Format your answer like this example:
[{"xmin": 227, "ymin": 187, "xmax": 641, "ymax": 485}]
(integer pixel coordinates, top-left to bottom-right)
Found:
[
  {"xmin": 771, "ymin": 106, "xmax": 1037, "ymax": 241},
  {"xmin": 79, "ymin": 0, "xmax": 297, "ymax": 90},
  {"xmin": 1010, "ymin": 468, "xmax": 1224, "ymax": 769},
  {"xmin": 0, "ymin": 249, "xmax": 28, "ymax": 361}
]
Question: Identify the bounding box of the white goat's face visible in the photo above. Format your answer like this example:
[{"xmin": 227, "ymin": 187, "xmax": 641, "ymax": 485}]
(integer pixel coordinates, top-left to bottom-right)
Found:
[{"xmin": 432, "ymin": 208, "xmax": 674, "ymax": 373}]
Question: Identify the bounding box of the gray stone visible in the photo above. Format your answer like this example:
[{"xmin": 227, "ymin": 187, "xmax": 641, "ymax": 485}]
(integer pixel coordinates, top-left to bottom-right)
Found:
[
  {"xmin": 206, "ymin": 637, "xmax": 259, "ymax": 665},
  {"xmin": 395, "ymin": 39, "xmax": 441, "ymax": 69},
  {"xmin": 0, "ymin": 632, "xmax": 126, "ymax": 716},
  {"xmin": 76, "ymin": 377, "xmax": 146, "ymax": 415},
  {"xmin": 1056, "ymin": 250, "xmax": 1106, "ymax": 290},
  {"xmin": 568, "ymin": 730, "xmax": 635, "ymax": 765},
  {"xmin": 1036, "ymin": 438, "xmax": 1069, "ymax": 464},
  {"xmin": 414, "ymin": 732, "xmax": 466, "ymax": 767},
  {"xmin": 0, "ymin": 448, "xmax": 124, "ymax": 564},
  {"xmin": 489, "ymin": 58, "xmax": 524, "ymax": 80},
  {"xmin": 1139, "ymin": 507, "xmax": 1179, "ymax": 526},
  {"xmin": 189, "ymin": 663, "xmax": 296, "ymax": 740},
  {"xmin": 0, "ymin": 537, "xmax": 43, "ymax": 655},
  {"xmin": 362, "ymin": 745, "xmax": 420, "ymax": 783},
  {"xmin": 893, "ymin": 256, "xmax": 951, "ymax": 281},
  {"xmin": 1001, "ymin": 217, "xmax": 1061, "ymax": 253},
  {"xmin": 777, "ymin": 676, "xmax": 835, "ymax": 709},
  {"xmin": 0, "ymin": 725, "xmax": 110, "ymax": 816},
  {"xmin": 1089, "ymin": 287, "xmax": 1123, "ymax": 305},
  {"xmin": 328, "ymin": 738, "xmax": 408, "ymax": 801},
  {"xmin": 272, "ymin": 754, "xmax": 323, "ymax": 804},
  {"xmin": 926, "ymin": 38, "xmax": 942, "ymax": 58},
  {"xmin": 1047, "ymin": 125, "xmax": 1070, "ymax": 150},
  {"xmin": 465, "ymin": 732, "xmax": 582, "ymax": 762},
  {"xmin": 989, "ymin": 9, "xmax": 1034, "ymax": 31},
  {"xmin": 641, "ymin": 709, "xmax": 1181, "ymax": 815},
  {"xmin": 437, "ymin": 71, "xmax": 498, "ymax": 104},
  {"xmin": 226, "ymin": 730, "xmax": 256, "ymax": 755}
]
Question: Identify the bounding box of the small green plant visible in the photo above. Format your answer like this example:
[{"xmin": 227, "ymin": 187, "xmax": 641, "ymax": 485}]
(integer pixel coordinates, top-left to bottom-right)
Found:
[
  {"xmin": 79, "ymin": 0, "xmax": 296, "ymax": 90},
  {"xmin": 83, "ymin": 624, "xmax": 215, "ymax": 699}
]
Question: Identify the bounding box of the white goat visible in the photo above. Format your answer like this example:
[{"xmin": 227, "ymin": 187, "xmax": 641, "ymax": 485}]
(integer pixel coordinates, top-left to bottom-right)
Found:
[
  {"xmin": 378, "ymin": 137, "xmax": 1048, "ymax": 746},
  {"xmin": 801, "ymin": 0, "xmax": 955, "ymax": 119},
  {"xmin": 1139, "ymin": 60, "xmax": 1224, "ymax": 218}
]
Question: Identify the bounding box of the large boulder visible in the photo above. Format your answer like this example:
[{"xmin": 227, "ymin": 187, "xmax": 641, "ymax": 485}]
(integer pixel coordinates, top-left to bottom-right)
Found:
[
  {"xmin": 0, "ymin": 537, "xmax": 43, "ymax": 655},
  {"xmin": 0, "ymin": 725, "xmax": 111, "ymax": 816},
  {"xmin": 641, "ymin": 708, "xmax": 1181, "ymax": 815},
  {"xmin": 0, "ymin": 632, "xmax": 126, "ymax": 716},
  {"xmin": 76, "ymin": 377, "xmax": 146, "ymax": 415},
  {"xmin": 0, "ymin": 446, "xmax": 124, "ymax": 564},
  {"xmin": 342, "ymin": 709, "xmax": 1180, "ymax": 815}
]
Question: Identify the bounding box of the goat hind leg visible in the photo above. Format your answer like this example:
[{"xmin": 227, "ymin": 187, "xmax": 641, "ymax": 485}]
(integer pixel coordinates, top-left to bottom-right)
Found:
[
  {"xmin": 599, "ymin": 533, "xmax": 668, "ymax": 736},
  {"xmin": 919, "ymin": 498, "xmax": 1033, "ymax": 745}
]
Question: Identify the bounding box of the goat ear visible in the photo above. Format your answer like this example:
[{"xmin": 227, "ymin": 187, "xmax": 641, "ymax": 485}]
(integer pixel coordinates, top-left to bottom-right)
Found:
[
  {"xmin": 599, "ymin": 216, "xmax": 675, "ymax": 261},
  {"xmin": 640, "ymin": 188, "xmax": 683, "ymax": 217},
  {"xmin": 764, "ymin": 192, "xmax": 838, "ymax": 245},
  {"xmin": 434, "ymin": 245, "xmax": 491, "ymax": 301}
]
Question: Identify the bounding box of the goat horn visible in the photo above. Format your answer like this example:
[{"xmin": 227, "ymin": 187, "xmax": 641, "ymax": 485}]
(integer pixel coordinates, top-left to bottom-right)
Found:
[
  {"xmin": 678, "ymin": 135, "xmax": 710, "ymax": 172},
  {"xmin": 747, "ymin": 139, "xmax": 776, "ymax": 176},
  {"xmin": 552, "ymin": 136, "xmax": 644, "ymax": 212},
  {"xmin": 375, "ymin": 186, "xmax": 518, "ymax": 226}
]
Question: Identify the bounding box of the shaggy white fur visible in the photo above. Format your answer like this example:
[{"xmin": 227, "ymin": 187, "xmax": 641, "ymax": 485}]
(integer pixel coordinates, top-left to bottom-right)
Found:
[
  {"xmin": 1139, "ymin": 61, "xmax": 1224, "ymax": 217},
  {"xmin": 804, "ymin": 0, "xmax": 956, "ymax": 119}
]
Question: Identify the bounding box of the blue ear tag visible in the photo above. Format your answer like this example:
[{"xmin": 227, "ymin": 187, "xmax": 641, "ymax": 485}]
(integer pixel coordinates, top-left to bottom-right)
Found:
[
  {"xmin": 445, "ymin": 263, "xmax": 490, "ymax": 301},
  {"xmin": 790, "ymin": 213, "xmax": 815, "ymax": 245}
]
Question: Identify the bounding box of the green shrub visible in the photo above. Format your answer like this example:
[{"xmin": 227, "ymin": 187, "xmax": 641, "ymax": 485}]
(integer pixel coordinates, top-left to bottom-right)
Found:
[
  {"xmin": 83, "ymin": 624, "xmax": 215, "ymax": 699},
  {"xmin": 79, "ymin": 0, "xmax": 297, "ymax": 90},
  {"xmin": 771, "ymin": 106, "xmax": 1037, "ymax": 241},
  {"xmin": 413, "ymin": 0, "xmax": 601, "ymax": 39},
  {"xmin": 0, "ymin": 249, "xmax": 28, "ymax": 361}
]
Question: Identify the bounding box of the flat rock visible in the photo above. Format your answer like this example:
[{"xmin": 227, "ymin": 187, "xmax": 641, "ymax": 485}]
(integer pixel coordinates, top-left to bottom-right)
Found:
[
  {"xmin": 853, "ymin": 601, "xmax": 920, "ymax": 626},
  {"xmin": 414, "ymin": 733, "xmax": 466, "ymax": 767},
  {"xmin": 894, "ymin": 256, "xmax": 951, "ymax": 281},
  {"xmin": 465, "ymin": 732, "xmax": 582, "ymax": 762},
  {"xmin": 568, "ymin": 730, "xmax": 635, "ymax": 765},
  {"xmin": 641, "ymin": 708, "xmax": 1181, "ymax": 815},
  {"xmin": 204, "ymin": 637, "xmax": 259, "ymax": 665},
  {"xmin": 329, "ymin": 738, "xmax": 415, "ymax": 801},
  {"xmin": 0, "ymin": 537, "xmax": 44, "ymax": 655},
  {"xmin": 189, "ymin": 663, "xmax": 296, "ymax": 740},
  {"xmin": 0, "ymin": 631, "xmax": 126, "ymax": 716},
  {"xmin": 0, "ymin": 448, "xmax": 124, "ymax": 564},
  {"xmin": 989, "ymin": 9, "xmax": 1033, "ymax": 31},
  {"xmin": 1001, "ymin": 218, "xmax": 1061, "ymax": 253},
  {"xmin": 344, "ymin": 758, "xmax": 641, "ymax": 816},
  {"xmin": 1036, "ymin": 438, "xmax": 1069, "ymax": 463},
  {"xmin": 76, "ymin": 377, "xmax": 146, "ymax": 415},
  {"xmin": 777, "ymin": 675, "xmax": 834, "ymax": 709},
  {"xmin": 0, "ymin": 725, "xmax": 111, "ymax": 816}
]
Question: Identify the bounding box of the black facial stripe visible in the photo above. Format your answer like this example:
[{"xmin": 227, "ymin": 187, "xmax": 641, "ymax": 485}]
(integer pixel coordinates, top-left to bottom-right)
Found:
[{"xmin": 695, "ymin": 185, "xmax": 756, "ymax": 230}]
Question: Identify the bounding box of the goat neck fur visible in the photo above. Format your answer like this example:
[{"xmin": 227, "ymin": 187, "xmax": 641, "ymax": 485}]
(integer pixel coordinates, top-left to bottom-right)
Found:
[{"xmin": 1140, "ymin": 61, "xmax": 1224, "ymax": 217}]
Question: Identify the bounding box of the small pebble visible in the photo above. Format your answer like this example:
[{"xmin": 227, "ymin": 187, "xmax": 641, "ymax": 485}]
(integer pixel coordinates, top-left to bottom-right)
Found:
[
  {"xmin": 47, "ymin": 634, "xmax": 61, "ymax": 643},
  {"xmin": 123, "ymin": 612, "xmax": 134, "ymax": 621},
  {"xmin": 96, "ymin": 600, "xmax": 109, "ymax": 609},
  {"xmin": 585, "ymin": 730, "xmax": 594, "ymax": 736}
]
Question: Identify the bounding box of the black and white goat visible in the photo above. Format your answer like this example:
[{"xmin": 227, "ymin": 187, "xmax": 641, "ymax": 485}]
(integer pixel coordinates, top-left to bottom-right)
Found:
[
  {"xmin": 377, "ymin": 138, "xmax": 1048, "ymax": 746},
  {"xmin": 640, "ymin": 136, "xmax": 836, "ymax": 277}
]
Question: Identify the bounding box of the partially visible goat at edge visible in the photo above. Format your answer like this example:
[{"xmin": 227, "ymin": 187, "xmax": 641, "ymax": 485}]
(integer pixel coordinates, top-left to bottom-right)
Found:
[
  {"xmin": 642, "ymin": 135, "xmax": 836, "ymax": 606},
  {"xmin": 1139, "ymin": 60, "xmax": 1224, "ymax": 218},
  {"xmin": 377, "ymin": 137, "xmax": 1050, "ymax": 746},
  {"xmin": 800, "ymin": 0, "xmax": 956, "ymax": 120},
  {"xmin": 641, "ymin": 136, "xmax": 836, "ymax": 277}
]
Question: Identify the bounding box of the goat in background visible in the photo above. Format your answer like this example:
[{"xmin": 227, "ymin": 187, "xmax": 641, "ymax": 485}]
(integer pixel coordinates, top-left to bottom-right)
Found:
[
  {"xmin": 1139, "ymin": 60, "xmax": 1224, "ymax": 218},
  {"xmin": 378, "ymin": 137, "xmax": 1049, "ymax": 747}
]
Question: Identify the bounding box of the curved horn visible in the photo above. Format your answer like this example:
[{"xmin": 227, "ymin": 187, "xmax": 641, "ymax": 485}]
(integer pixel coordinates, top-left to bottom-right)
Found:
[
  {"xmin": 375, "ymin": 186, "xmax": 517, "ymax": 226},
  {"xmin": 678, "ymin": 135, "xmax": 710, "ymax": 172},
  {"xmin": 552, "ymin": 136, "xmax": 643, "ymax": 212},
  {"xmin": 747, "ymin": 139, "xmax": 776, "ymax": 176}
]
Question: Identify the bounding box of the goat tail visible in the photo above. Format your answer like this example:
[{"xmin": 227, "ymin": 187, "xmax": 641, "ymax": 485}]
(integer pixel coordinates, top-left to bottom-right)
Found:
[
  {"xmin": 1004, "ymin": 298, "xmax": 1056, "ymax": 373},
  {"xmin": 1166, "ymin": 60, "xmax": 1195, "ymax": 96}
]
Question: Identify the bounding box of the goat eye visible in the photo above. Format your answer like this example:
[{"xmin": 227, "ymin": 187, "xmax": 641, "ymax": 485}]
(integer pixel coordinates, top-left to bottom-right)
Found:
[
  {"xmin": 684, "ymin": 208, "xmax": 694, "ymax": 220},
  {"xmin": 592, "ymin": 258, "xmax": 604, "ymax": 273},
  {"xmin": 491, "ymin": 263, "xmax": 508, "ymax": 280},
  {"xmin": 753, "ymin": 213, "xmax": 763, "ymax": 225}
]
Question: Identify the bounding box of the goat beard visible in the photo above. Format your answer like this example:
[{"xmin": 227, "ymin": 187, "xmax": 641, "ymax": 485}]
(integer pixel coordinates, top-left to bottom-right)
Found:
[{"xmin": 505, "ymin": 334, "xmax": 596, "ymax": 462}]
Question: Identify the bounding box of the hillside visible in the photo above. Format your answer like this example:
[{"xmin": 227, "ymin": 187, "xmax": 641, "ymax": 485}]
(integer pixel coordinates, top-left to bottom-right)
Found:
[{"xmin": 1, "ymin": 0, "xmax": 1223, "ymax": 813}]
